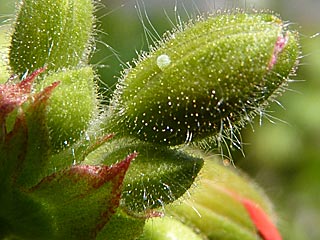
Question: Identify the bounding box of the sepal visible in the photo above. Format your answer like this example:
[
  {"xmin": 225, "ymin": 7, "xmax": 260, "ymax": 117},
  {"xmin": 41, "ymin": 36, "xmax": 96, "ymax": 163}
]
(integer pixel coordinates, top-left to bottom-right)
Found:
[
  {"xmin": 84, "ymin": 138, "xmax": 204, "ymax": 214},
  {"xmin": 28, "ymin": 153, "xmax": 136, "ymax": 239}
]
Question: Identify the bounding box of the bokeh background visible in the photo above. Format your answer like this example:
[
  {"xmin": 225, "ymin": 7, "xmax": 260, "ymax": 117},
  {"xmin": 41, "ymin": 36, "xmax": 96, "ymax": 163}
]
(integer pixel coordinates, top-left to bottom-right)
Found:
[{"xmin": 1, "ymin": 0, "xmax": 319, "ymax": 239}]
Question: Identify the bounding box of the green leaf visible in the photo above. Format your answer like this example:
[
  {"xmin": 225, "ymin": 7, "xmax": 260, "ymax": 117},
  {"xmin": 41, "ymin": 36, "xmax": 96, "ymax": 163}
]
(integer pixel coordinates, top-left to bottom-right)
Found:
[
  {"xmin": 0, "ymin": 189, "xmax": 53, "ymax": 240},
  {"xmin": 13, "ymin": 81, "xmax": 60, "ymax": 189},
  {"xmin": 108, "ymin": 12, "xmax": 299, "ymax": 146},
  {"xmin": 0, "ymin": 69, "xmax": 59, "ymax": 189}
]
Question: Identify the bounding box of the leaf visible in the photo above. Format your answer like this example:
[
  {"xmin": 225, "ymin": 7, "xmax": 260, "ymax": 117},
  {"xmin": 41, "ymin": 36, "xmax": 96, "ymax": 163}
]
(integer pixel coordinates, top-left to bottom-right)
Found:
[
  {"xmin": 0, "ymin": 70, "xmax": 60, "ymax": 239},
  {"xmin": 0, "ymin": 68, "xmax": 45, "ymax": 125}
]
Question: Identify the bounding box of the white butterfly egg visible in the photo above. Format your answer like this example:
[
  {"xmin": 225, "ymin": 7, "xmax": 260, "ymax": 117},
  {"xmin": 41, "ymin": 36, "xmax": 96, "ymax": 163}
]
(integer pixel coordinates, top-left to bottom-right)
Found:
[{"xmin": 156, "ymin": 54, "xmax": 171, "ymax": 71}]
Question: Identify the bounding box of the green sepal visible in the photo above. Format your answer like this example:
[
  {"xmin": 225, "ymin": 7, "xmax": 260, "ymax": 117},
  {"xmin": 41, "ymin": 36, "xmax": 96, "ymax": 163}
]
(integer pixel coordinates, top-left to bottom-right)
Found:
[
  {"xmin": 0, "ymin": 74, "xmax": 59, "ymax": 239},
  {"xmin": 0, "ymin": 70, "xmax": 59, "ymax": 189},
  {"xmin": 0, "ymin": 189, "xmax": 53, "ymax": 240},
  {"xmin": 9, "ymin": 0, "xmax": 94, "ymax": 74},
  {"xmin": 28, "ymin": 153, "xmax": 135, "ymax": 240},
  {"xmin": 13, "ymin": 83, "xmax": 60, "ymax": 189},
  {"xmin": 84, "ymin": 138, "xmax": 204, "ymax": 214},
  {"xmin": 45, "ymin": 134, "xmax": 115, "ymax": 180}
]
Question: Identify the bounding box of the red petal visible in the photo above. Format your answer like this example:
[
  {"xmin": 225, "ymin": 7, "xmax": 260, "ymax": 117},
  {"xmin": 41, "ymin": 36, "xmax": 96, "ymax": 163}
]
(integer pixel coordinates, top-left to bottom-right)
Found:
[{"xmin": 241, "ymin": 198, "xmax": 282, "ymax": 240}]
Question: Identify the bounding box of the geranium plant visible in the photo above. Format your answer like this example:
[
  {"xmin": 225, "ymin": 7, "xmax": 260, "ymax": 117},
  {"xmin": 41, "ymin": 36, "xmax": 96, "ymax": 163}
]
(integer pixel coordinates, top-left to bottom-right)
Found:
[{"xmin": 0, "ymin": 0, "xmax": 299, "ymax": 239}]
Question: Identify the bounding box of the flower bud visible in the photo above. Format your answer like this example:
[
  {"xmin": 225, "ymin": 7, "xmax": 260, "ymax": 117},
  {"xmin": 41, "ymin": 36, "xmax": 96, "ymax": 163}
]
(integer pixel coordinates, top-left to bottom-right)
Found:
[
  {"xmin": 109, "ymin": 12, "xmax": 299, "ymax": 146},
  {"xmin": 166, "ymin": 153, "xmax": 281, "ymax": 240},
  {"xmin": 0, "ymin": 25, "xmax": 10, "ymax": 83},
  {"xmin": 37, "ymin": 67, "xmax": 98, "ymax": 150},
  {"xmin": 97, "ymin": 209, "xmax": 145, "ymax": 240},
  {"xmin": 9, "ymin": 0, "xmax": 94, "ymax": 74},
  {"xmin": 139, "ymin": 216, "xmax": 203, "ymax": 240}
]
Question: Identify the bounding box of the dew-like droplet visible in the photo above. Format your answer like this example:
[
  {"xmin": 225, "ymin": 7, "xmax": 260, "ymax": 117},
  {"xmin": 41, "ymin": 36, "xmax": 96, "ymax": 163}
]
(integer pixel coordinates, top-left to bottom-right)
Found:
[{"xmin": 156, "ymin": 54, "xmax": 171, "ymax": 71}]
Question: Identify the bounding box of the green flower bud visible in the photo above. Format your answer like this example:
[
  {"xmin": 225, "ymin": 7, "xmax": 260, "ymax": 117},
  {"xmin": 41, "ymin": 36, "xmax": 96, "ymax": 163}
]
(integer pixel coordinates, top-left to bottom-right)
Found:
[
  {"xmin": 108, "ymin": 12, "xmax": 299, "ymax": 146},
  {"xmin": 9, "ymin": 0, "xmax": 94, "ymax": 74},
  {"xmin": 166, "ymin": 152, "xmax": 280, "ymax": 240},
  {"xmin": 0, "ymin": 25, "xmax": 10, "ymax": 83},
  {"xmin": 37, "ymin": 67, "xmax": 98, "ymax": 150},
  {"xmin": 97, "ymin": 209, "xmax": 145, "ymax": 240},
  {"xmin": 139, "ymin": 216, "xmax": 203, "ymax": 240}
]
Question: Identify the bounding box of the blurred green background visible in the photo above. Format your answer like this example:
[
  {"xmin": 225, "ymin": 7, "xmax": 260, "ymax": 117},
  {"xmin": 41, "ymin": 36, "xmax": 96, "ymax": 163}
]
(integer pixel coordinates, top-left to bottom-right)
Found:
[{"xmin": 1, "ymin": 0, "xmax": 319, "ymax": 239}]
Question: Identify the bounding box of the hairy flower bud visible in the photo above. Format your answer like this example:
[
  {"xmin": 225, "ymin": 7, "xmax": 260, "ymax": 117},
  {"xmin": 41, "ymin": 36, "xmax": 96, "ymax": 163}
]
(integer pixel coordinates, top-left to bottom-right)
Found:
[
  {"xmin": 108, "ymin": 12, "xmax": 299, "ymax": 146},
  {"xmin": 166, "ymin": 153, "xmax": 281, "ymax": 240},
  {"xmin": 37, "ymin": 67, "xmax": 98, "ymax": 150},
  {"xmin": 139, "ymin": 216, "xmax": 203, "ymax": 240},
  {"xmin": 0, "ymin": 25, "xmax": 10, "ymax": 83},
  {"xmin": 9, "ymin": 0, "xmax": 94, "ymax": 74}
]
